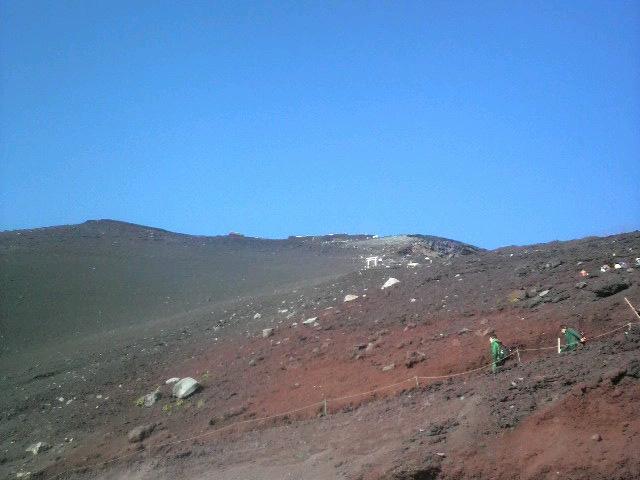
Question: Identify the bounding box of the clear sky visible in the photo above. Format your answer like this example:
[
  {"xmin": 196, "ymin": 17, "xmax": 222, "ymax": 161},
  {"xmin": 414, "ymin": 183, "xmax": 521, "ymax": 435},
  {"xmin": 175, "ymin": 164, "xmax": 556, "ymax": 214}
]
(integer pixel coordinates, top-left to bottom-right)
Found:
[{"xmin": 1, "ymin": 1, "xmax": 639, "ymax": 248}]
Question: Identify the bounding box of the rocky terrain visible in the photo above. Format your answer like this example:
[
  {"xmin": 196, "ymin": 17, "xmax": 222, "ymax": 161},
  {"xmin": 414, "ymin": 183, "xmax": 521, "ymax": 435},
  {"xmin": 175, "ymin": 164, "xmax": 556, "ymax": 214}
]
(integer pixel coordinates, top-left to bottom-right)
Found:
[{"xmin": 1, "ymin": 221, "xmax": 639, "ymax": 479}]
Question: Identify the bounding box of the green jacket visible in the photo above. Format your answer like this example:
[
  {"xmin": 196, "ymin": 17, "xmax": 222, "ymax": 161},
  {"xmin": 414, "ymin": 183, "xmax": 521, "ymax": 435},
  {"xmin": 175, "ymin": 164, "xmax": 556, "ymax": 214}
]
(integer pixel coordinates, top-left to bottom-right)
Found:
[
  {"xmin": 490, "ymin": 339, "xmax": 503, "ymax": 361},
  {"xmin": 564, "ymin": 328, "xmax": 582, "ymax": 350}
]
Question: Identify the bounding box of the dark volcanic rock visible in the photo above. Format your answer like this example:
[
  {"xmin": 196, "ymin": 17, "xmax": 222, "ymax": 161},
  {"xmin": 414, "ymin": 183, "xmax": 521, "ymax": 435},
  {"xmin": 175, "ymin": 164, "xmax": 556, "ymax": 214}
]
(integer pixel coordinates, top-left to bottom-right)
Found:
[
  {"xmin": 551, "ymin": 291, "xmax": 570, "ymax": 303},
  {"xmin": 386, "ymin": 453, "xmax": 443, "ymax": 480},
  {"xmin": 627, "ymin": 359, "xmax": 640, "ymax": 379},
  {"xmin": 405, "ymin": 351, "xmax": 426, "ymax": 368},
  {"xmin": 590, "ymin": 278, "xmax": 632, "ymax": 298},
  {"xmin": 425, "ymin": 418, "xmax": 459, "ymax": 436},
  {"xmin": 526, "ymin": 287, "xmax": 538, "ymax": 298}
]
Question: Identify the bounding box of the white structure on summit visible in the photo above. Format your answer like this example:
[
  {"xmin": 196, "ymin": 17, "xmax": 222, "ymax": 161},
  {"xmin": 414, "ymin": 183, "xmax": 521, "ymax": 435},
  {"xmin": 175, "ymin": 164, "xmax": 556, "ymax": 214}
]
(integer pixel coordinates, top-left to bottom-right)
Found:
[{"xmin": 366, "ymin": 256, "xmax": 380, "ymax": 268}]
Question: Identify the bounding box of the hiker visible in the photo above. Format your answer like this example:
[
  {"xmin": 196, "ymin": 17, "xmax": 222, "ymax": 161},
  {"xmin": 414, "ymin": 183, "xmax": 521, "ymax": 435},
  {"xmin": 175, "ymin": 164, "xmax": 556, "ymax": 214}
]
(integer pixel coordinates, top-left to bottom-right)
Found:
[
  {"xmin": 489, "ymin": 335, "xmax": 508, "ymax": 373},
  {"xmin": 561, "ymin": 325, "xmax": 586, "ymax": 352}
]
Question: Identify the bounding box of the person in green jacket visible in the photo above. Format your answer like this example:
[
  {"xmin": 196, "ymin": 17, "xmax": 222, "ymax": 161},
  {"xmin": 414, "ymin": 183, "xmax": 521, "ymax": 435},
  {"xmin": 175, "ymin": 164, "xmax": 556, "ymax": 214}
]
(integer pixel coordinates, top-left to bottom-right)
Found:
[
  {"xmin": 561, "ymin": 325, "xmax": 586, "ymax": 352},
  {"xmin": 489, "ymin": 335, "xmax": 507, "ymax": 373}
]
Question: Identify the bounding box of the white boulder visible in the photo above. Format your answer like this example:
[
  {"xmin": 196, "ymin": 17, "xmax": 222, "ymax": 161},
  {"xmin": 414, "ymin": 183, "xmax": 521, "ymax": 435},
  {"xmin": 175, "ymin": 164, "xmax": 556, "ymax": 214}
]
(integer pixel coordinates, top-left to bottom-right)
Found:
[
  {"xmin": 343, "ymin": 294, "xmax": 359, "ymax": 302},
  {"xmin": 381, "ymin": 278, "xmax": 400, "ymax": 289},
  {"xmin": 172, "ymin": 377, "xmax": 201, "ymax": 399}
]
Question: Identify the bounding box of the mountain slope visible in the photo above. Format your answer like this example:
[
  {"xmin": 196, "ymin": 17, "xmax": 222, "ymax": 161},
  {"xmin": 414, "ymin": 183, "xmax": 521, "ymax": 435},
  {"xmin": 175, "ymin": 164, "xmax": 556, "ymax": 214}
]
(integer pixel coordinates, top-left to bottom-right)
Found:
[{"xmin": 0, "ymin": 220, "xmax": 478, "ymax": 351}]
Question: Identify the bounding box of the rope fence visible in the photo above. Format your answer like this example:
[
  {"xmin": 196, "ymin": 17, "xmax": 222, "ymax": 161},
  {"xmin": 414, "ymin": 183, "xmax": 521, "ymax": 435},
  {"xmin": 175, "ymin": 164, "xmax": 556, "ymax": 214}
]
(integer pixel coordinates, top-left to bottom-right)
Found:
[{"xmin": 44, "ymin": 297, "xmax": 640, "ymax": 480}]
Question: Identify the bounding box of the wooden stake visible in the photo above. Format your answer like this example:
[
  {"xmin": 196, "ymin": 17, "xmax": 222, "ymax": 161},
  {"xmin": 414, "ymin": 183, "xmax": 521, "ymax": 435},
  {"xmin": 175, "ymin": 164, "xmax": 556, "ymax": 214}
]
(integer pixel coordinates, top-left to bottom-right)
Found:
[
  {"xmin": 414, "ymin": 376, "xmax": 419, "ymax": 388},
  {"xmin": 323, "ymin": 398, "xmax": 327, "ymax": 417},
  {"xmin": 516, "ymin": 348, "xmax": 521, "ymax": 364},
  {"xmin": 557, "ymin": 338, "xmax": 561, "ymax": 354}
]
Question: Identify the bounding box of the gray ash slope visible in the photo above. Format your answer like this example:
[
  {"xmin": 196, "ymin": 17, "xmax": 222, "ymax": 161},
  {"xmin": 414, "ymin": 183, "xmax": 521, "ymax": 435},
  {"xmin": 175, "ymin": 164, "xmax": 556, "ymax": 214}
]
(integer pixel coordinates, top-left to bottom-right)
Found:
[{"xmin": 0, "ymin": 220, "xmax": 477, "ymax": 352}]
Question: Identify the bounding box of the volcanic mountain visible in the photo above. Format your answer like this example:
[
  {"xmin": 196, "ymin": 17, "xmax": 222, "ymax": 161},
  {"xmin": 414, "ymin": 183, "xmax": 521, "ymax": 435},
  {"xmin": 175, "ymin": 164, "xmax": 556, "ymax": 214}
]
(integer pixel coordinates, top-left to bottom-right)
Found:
[{"xmin": 1, "ymin": 221, "xmax": 638, "ymax": 480}]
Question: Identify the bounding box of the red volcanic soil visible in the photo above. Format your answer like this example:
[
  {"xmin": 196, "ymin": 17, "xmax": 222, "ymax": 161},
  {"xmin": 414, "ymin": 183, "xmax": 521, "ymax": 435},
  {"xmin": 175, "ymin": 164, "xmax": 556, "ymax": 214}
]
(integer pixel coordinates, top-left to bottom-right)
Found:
[
  {"xmin": 1, "ymin": 228, "xmax": 640, "ymax": 479},
  {"xmin": 477, "ymin": 379, "xmax": 640, "ymax": 480}
]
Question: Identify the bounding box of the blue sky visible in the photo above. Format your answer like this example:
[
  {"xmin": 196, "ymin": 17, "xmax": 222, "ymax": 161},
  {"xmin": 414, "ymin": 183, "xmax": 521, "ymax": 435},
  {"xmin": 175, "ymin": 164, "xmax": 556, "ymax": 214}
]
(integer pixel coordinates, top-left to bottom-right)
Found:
[{"xmin": 1, "ymin": 1, "xmax": 639, "ymax": 248}]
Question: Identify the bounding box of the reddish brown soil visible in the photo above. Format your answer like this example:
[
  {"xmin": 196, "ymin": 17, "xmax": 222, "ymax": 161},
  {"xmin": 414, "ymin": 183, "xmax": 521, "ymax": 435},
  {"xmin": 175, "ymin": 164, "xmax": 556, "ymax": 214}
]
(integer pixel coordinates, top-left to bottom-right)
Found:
[{"xmin": 476, "ymin": 380, "xmax": 640, "ymax": 480}]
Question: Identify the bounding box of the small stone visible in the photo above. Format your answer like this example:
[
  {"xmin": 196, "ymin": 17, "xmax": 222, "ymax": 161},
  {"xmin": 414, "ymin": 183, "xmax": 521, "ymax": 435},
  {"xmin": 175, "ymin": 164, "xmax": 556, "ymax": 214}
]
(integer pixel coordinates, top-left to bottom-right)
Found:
[
  {"xmin": 508, "ymin": 290, "xmax": 526, "ymax": 303},
  {"xmin": 591, "ymin": 433, "xmax": 602, "ymax": 442},
  {"xmin": 253, "ymin": 313, "xmax": 261, "ymax": 319},
  {"xmin": 248, "ymin": 359, "xmax": 256, "ymax": 367},
  {"xmin": 25, "ymin": 442, "xmax": 49, "ymax": 455},
  {"xmin": 128, "ymin": 424, "xmax": 155, "ymax": 443},
  {"xmin": 575, "ymin": 281, "xmax": 587, "ymax": 289},
  {"xmin": 538, "ymin": 290, "xmax": 550, "ymax": 297},
  {"xmin": 143, "ymin": 389, "xmax": 161, "ymax": 407},
  {"xmin": 343, "ymin": 294, "xmax": 359, "ymax": 302},
  {"xmin": 302, "ymin": 317, "xmax": 317, "ymax": 325},
  {"xmin": 382, "ymin": 363, "xmax": 395, "ymax": 372},
  {"xmin": 262, "ymin": 328, "xmax": 274, "ymax": 338},
  {"xmin": 165, "ymin": 377, "xmax": 180, "ymax": 384}
]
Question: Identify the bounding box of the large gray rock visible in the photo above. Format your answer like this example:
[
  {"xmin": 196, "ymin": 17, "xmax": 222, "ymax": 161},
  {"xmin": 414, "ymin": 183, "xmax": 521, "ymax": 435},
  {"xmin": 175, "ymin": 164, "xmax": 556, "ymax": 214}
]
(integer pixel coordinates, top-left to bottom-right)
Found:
[
  {"xmin": 591, "ymin": 278, "xmax": 632, "ymax": 298},
  {"xmin": 172, "ymin": 377, "xmax": 201, "ymax": 399}
]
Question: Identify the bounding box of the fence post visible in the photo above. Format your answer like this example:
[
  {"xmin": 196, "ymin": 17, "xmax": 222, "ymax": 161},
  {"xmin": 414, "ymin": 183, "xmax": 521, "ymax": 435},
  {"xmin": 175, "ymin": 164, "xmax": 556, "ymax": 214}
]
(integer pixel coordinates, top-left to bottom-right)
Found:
[
  {"xmin": 557, "ymin": 338, "xmax": 561, "ymax": 354},
  {"xmin": 516, "ymin": 348, "xmax": 521, "ymax": 365},
  {"xmin": 323, "ymin": 398, "xmax": 327, "ymax": 417},
  {"xmin": 414, "ymin": 376, "xmax": 419, "ymax": 388}
]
